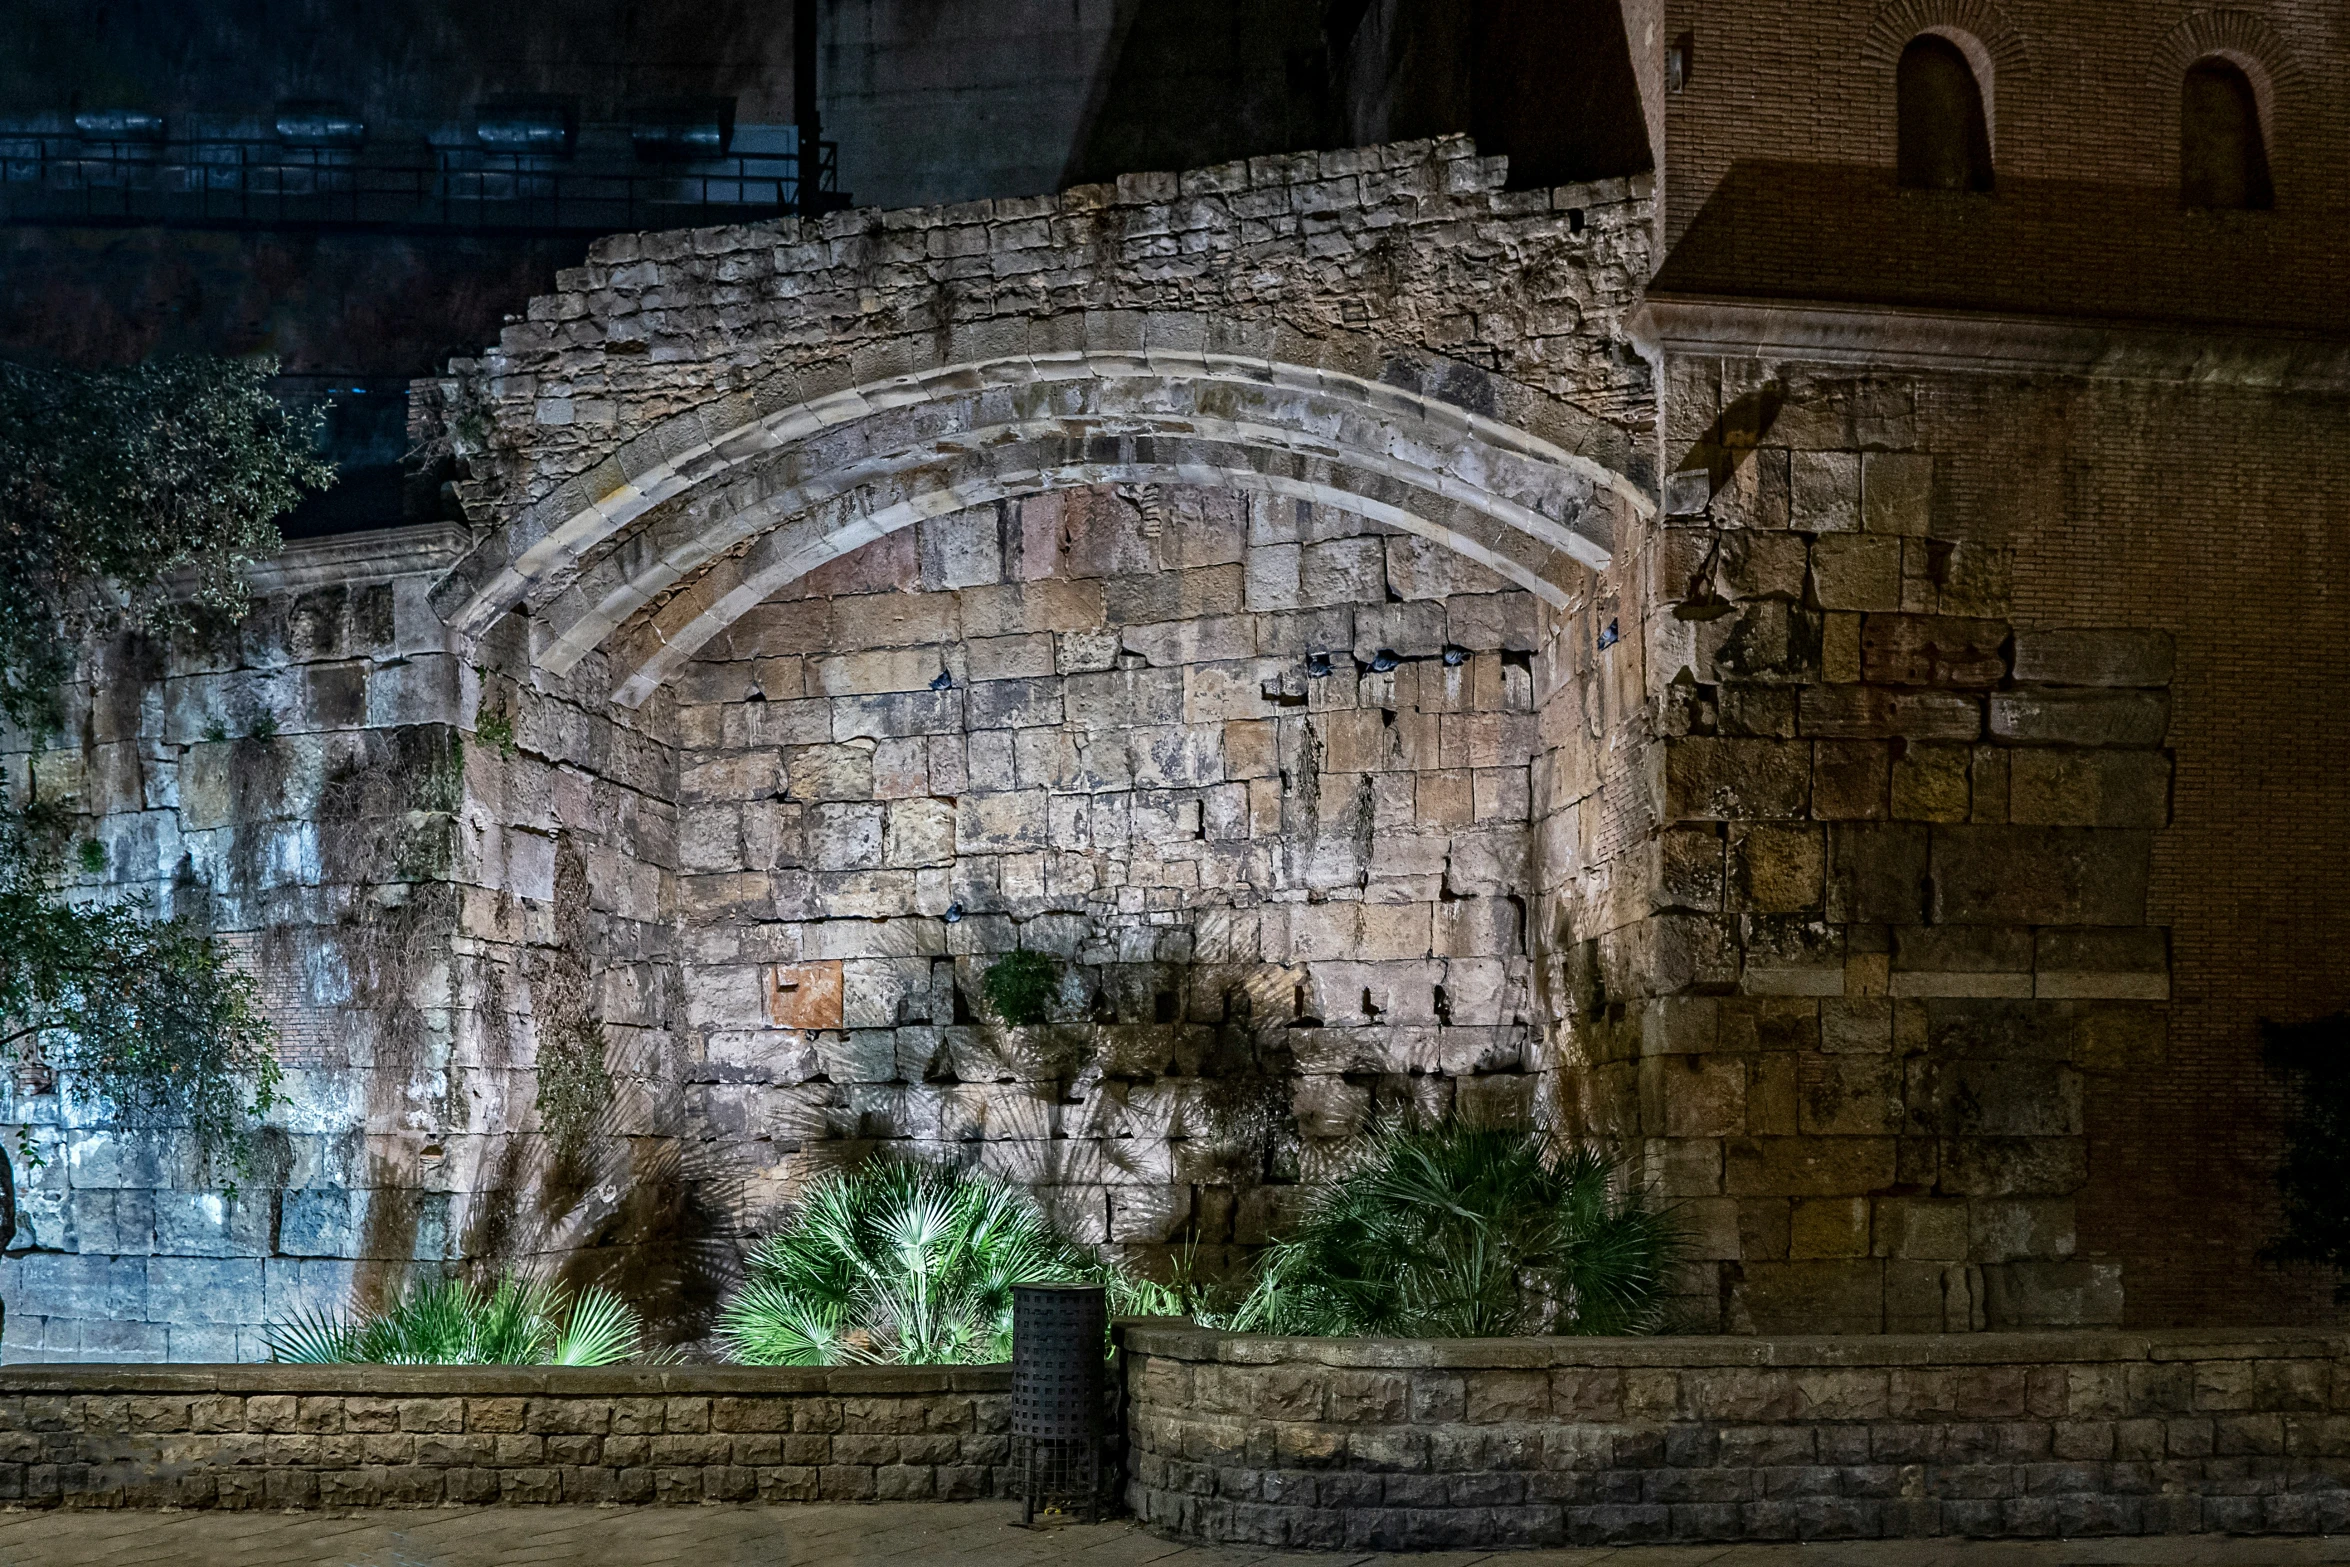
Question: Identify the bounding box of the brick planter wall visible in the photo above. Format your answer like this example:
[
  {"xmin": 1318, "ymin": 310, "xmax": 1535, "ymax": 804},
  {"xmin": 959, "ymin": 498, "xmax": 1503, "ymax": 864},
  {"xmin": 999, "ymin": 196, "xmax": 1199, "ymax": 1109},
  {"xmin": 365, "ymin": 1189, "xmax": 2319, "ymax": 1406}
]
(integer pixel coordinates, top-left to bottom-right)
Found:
[
  {"xmin": 1120, "ymin": 1324, "xmax": 2350, "ymax": 1549},
  {"xmin": 0, "ymin": 1363, "xmax": 1011, "ymax": 1509}
]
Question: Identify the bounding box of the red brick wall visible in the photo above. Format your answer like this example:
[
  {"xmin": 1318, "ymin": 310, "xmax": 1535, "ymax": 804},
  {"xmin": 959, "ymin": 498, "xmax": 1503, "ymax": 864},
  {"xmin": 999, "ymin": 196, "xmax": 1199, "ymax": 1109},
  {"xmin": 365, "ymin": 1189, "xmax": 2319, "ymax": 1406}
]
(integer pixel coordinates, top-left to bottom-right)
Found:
[{"xmin": 1660, "ymin": 1, "xmax": 2350, "ymax": 245}]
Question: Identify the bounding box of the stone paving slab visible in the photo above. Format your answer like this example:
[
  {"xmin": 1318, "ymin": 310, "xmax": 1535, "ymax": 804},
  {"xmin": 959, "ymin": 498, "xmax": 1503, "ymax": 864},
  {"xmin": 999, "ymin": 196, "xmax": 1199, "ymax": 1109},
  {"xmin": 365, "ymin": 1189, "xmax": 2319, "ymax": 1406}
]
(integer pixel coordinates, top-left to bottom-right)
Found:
[{"xmin": 1, "ymin": 1506, "xmax": 2349, "ymax": 1567}]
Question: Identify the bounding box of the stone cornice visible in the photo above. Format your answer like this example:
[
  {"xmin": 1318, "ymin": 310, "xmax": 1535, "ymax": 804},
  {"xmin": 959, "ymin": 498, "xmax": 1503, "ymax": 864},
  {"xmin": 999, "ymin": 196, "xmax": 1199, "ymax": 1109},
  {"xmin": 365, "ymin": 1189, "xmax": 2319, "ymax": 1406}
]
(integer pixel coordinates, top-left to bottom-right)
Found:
[
  {"xmin": 241, "ymin": 521, "xmax": 474, "ymax": 596},
  {"xmin": 1632, "ymin": 292, "xmax": 2350, "ymax": 392}
]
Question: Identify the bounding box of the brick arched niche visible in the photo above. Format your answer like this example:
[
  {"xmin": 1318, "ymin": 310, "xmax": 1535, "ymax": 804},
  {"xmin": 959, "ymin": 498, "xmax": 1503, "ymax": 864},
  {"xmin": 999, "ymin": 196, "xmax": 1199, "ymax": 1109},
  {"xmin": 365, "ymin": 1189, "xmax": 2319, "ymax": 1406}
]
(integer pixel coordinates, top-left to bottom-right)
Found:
[{"xmin": 432, "ymin": 319, "xmax": 1651, "ymax": 709}]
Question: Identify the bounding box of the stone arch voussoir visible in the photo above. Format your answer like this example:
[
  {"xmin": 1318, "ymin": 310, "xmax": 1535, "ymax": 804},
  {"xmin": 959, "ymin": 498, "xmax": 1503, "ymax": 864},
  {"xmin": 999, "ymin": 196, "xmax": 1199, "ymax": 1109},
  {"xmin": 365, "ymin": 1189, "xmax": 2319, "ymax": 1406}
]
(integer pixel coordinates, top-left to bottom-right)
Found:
[{"xmin": 430, "ymin": 312, "xmax": 1654, "ymax": 708}]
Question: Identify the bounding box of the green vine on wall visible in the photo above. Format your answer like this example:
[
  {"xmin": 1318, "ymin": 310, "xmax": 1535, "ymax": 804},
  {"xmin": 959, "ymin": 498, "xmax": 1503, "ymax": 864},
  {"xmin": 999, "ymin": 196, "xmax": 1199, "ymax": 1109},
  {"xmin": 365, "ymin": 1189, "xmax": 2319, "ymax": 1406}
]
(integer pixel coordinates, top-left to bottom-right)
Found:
[
  {"xmin": 534, "ymin": 832, "xmax": 611, "ymax": 1170},
  {"xmin": 471, "ymin": 672, "xmax": 518, "ymax": 759}
]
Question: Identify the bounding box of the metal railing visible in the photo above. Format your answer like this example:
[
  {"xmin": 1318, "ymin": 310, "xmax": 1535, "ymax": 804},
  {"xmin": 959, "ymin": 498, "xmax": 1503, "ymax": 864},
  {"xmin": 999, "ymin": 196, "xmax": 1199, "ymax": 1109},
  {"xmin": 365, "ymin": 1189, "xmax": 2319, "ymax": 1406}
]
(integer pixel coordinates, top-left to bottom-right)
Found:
[{"xmin": 0, "ymin": 134, "xmax": 844, "ymax": 233}]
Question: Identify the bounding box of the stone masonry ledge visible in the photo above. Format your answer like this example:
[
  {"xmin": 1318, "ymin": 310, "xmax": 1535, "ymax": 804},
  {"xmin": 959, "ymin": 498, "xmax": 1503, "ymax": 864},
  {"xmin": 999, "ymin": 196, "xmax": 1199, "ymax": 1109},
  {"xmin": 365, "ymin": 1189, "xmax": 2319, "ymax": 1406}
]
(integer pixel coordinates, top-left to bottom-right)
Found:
[
  {"xmin": 1115, "ymin": 1324, "xmax": 2349, "ymax": 1369},
  {"xmin": 0, "ymin": 1363, "xmax": 1012, "ymax": 1396},
  {"xmin": 1121, "ymin": 1325, "xmax": 2350, "ymax": 1548}
]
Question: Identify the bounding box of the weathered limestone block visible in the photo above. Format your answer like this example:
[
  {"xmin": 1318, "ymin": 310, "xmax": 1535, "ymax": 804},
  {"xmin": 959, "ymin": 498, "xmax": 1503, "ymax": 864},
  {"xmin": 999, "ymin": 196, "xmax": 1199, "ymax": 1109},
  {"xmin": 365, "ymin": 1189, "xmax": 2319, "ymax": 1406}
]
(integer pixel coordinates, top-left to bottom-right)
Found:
[
  {"xmin": 1859, "ymin": 615, "xmax": 2008, "ymax": 688},
  {"xmin": 1988, "ymin": 690, "xmax": 2169, "ymax": 748},
  {"xmin": 1665, "ymin": 739, "xmax": 1811, "ymax": 820},
  {"xmin": 1789, "ymin": 450, "xmax": 1860, "ymax": 531},
  {"xmin": 2006, "ymin": 748, "xmax": 2171, "ymax": 828},
  {"xmin": 1928, "ymin": 827, "xmax": 2152, "ymax": 926},
  {"xmin": 2009, "ymin": 629, "xmax": 2175, "ymax": 688}
]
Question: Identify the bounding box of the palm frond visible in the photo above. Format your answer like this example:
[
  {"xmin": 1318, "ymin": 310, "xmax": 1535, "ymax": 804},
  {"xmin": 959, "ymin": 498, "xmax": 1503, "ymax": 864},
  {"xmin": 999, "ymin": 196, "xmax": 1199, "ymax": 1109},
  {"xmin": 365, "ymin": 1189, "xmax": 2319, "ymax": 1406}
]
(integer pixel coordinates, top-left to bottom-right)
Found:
[
  {"xmin": 552, "ymin": 1286, "xmax": 642, "ymax": 1366},
  {"xmin": 1234, "ymin": 1118, "xmax": 1681, "ymax": 1340},
  {"xmin": 263, "ymin": 1270, "xmax": 651, "ymax": 1365},
  {"xmin": 719, "ymin": 1156, "xmax": 1101, "ymax": 1366},
  {"xmin": 259, "ymin": 1306, "xmax": 358, "ymax": 1364}
]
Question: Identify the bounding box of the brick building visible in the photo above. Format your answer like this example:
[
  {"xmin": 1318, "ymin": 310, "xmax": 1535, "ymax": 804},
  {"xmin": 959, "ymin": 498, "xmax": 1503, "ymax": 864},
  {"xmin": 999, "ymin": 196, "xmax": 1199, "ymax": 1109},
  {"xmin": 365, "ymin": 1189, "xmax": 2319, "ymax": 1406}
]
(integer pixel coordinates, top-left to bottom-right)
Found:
[{"xmin": 0, "ymin": 0, "xmax": 2343, "ymax": 1356}]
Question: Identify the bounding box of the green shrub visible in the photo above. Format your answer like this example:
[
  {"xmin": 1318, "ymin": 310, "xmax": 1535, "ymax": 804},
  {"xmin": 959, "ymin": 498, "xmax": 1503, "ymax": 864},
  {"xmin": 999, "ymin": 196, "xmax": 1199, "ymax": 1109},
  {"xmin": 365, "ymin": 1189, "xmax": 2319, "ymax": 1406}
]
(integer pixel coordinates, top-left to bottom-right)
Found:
[
  {"xmin": 1227, "ymin": 1119, "xmax": 1680, "ymax": 1338},
  {"xmin": 981, "ymin": 949, "xmax": 1058, "ymax": 1026},
  {"xmin": 722, "ymin": 1158, "xmax": 1119, "ymax": 1365},
  {"xmin": 263, "ymin": 1271, "xmax": 644, "ymax": 1366}
]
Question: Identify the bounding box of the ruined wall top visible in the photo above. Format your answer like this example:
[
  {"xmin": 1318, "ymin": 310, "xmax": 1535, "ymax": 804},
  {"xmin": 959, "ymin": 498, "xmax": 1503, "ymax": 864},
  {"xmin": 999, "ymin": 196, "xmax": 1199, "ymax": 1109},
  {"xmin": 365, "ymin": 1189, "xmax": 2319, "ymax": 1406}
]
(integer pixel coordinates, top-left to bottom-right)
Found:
[{"xmin": 417, "ymin": 137, "xmax": 1661, "ymax": 707}]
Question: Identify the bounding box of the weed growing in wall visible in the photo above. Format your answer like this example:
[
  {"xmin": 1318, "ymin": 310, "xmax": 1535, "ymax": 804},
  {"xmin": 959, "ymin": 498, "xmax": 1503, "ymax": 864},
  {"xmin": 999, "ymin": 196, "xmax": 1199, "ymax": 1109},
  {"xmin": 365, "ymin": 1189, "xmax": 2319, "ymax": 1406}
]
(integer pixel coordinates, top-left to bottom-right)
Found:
[
  {"xmin": 982, "ymin": 950, "xmax": 1058, "ymax": 1027},
  {"xmin": 533, "ymin": 832, "xmax": 612, "ymax": 1172},
  {"xmin": 537, "ymin": 1017, "xmax": 611, "ymax": 1170},
  {"xmin": 472, "ymin": 676, "xmax": 518, "ymax": 758}
]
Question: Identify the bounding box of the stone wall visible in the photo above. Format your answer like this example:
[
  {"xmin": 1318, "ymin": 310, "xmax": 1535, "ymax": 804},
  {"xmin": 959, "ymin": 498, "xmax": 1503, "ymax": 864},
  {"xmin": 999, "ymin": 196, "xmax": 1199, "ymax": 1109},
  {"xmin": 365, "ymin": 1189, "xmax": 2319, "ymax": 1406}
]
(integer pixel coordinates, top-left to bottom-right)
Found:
[
  {"xmin": 669, "ymin": 482, "xmax": 1549, "ymax": 1268},
  {"xmin": 1607, "ymin": 344, "xmax": 2350, "ymax": 1332},
  {"xmin": 0, "ymin": 1362, "xmax": 1011, "ymax": 1508},
  {"xmin": 1122, "ymin": 1323, "xmax": 2350, "ymax": 1548},
  {"xmin": 0, "ymin": 528, "xmax": 474, "ymax": 1359},
  {"xmin": 0, "ymin": 523, "xmax": 697, "ymax": 1358}
]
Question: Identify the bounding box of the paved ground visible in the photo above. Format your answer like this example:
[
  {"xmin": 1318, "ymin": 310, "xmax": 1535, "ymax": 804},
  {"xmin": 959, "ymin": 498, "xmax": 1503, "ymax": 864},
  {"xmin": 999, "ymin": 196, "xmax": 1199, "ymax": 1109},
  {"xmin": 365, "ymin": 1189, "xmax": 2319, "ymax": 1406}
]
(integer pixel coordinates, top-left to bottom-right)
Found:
[{"xmin": 0, "ymin": 1505, "xmax": 2347, "ymax": 1567}]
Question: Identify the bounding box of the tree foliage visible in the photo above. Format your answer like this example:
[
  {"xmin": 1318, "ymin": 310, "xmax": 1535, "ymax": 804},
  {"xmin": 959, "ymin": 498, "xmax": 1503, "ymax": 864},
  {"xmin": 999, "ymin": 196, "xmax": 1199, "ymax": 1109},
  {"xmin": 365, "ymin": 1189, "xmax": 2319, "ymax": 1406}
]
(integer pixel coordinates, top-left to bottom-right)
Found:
[
  {"xmin": 1226, "ymin": 1119, "xmax": 1681, "ymax": 1339},
  {"xmin": 0, "ymin": 788, "xmax": 283, "ymax": 1182},
  {"xmin": 0, "ymin": 355, "xmax": 330, "ymax": 731}
]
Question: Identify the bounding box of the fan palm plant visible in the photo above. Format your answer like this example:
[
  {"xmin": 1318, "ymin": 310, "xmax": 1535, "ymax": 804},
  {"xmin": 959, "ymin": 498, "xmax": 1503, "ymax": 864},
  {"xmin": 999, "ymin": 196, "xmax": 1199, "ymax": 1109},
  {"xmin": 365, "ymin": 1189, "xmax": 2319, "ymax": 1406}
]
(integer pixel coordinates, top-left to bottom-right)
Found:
[
  {"xmin": 263, "ymin": 1271, "xmax": 645, "ymax": 1366},
  {"xmin": 1227, "ymin": 1120, "xmax": 1680, "ymax": 1339},
  {"xmin": 721, "ymin": 1158, "xmax": 1097, "ymax": 1365}
]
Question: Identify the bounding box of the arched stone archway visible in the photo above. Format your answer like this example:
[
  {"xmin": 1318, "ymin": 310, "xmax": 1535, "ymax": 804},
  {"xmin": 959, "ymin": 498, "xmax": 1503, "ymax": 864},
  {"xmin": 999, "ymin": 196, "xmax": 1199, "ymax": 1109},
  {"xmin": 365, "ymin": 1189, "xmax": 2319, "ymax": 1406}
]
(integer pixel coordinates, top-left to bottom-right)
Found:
[
  {"xmin": 402, "ymin": 136, "xmax": 1671, "ymax": 1328},
  {"xmin": 434, "ymin": 329, "xmax": 1652, "ymax": 708},
  {"xmin": 420, "ymin": 139, "xmax": 1660, "ymax": 706}
]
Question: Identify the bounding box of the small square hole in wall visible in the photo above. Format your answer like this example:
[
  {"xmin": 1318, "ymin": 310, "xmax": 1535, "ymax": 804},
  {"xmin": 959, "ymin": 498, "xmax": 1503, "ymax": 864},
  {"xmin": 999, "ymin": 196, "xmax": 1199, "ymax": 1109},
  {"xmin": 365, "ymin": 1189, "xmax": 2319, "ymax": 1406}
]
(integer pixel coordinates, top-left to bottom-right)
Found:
[
  {"xmin": 766, "ymin": 960, "xmax": 845, "ymax": 1030},
  {"xmin": 1667, "ymin": 32, "xmax": 1694, "ymax": 93}
]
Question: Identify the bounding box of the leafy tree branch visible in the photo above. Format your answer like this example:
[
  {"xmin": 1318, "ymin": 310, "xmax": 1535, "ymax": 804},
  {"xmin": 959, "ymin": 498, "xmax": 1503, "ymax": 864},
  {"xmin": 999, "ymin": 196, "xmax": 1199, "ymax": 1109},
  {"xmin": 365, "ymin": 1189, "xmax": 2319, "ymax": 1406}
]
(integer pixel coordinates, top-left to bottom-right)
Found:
[
  {"xmin": 0, "ymin": 355, "xmax": 330, "ymax": 731},
  {"xmin": 0, "ymin": 791, "xmax": 284, "ymax": 1185}
]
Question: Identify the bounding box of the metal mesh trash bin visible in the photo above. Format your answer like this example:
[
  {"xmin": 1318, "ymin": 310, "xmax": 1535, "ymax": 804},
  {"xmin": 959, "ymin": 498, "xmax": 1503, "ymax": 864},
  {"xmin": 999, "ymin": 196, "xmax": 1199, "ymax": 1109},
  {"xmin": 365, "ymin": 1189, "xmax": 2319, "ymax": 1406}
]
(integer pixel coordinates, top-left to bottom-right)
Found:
[{"xmin": 1011, "ymin": 1282, "xmax": 1105, "ymax": 1523}]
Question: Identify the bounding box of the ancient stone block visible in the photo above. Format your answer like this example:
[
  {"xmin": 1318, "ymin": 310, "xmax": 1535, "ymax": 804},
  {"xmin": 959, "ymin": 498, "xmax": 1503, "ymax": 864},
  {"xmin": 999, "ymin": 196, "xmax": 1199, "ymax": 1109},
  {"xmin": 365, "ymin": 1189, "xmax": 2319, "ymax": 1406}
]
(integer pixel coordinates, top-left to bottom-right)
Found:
[
  {"xmin": 1862, "ymin": 452, "xmax": 1934, "ymax": 536},
  {"xmin": 1298, "ymin": 538, "xmax": 1386, "ymax": 605},
  {"xmin": 1860, "ymin": 615, "xmax": 2008, "ymax": 689},
  {"xmin": 1719, "ymin": 532, "xmax": 1809, "ymax": 601},
  {"xmin": 1790, "ymin": 451, "xmax": 1860, "ymax": 532},
  {"xmin": 1733, "ymin": 1260, "xmax": 1885, "ymax": 1334},
  {"xmin": 1825, "ymin": 823, "xmax": 1928, "ymax": 925},
  {"xmin": 1982, "ymin": 1261, "xmax": 2124, "ymax": 1329},
  {"xmin": 883, "ymin": 799, "xmax": 957, "ymax": 868},
  {"xmin": 1799, "ymin": 687, "xmax": 1982, "ymax": 742},
  {"xmin": 1891, "ymin": 745, "xmax": 1970, "ymax": 821},
  {"xmin": 1724, "ymin": 1136, "xmax": 1896, "ymax": 1197},
  {"xmin": 1988, "ymin": 691, "xmax": 2168, "ymax": 748},
  {"xmin": 2034, "ymin": 928, "xmax": 2169, "ymax": 1001},
  {"xmin": 784, "ymin": 743, "xmax": 875, "ymax": 802},
  {"xmin": 1665, "ymin": 738, "xmax": 1811, "ymax": 821},
  {"xmin": 1928, "ymin": 827, "xmax": 2152, "ymax": 926},
  {"xmin": 1789, "ymin": 1197, "xmax": 1871, "ymax": 1259},
  {"xmin": 1730, "ymin": 825, "xmax": 1824, "ymax": 913},
  {"xmin": 2006, "ymin": 749, "xmax": 2170, "ymax": 828},
  {"xmin": 808, "ymin": 802, "xmax": 886, "ymax": 870},
  {"xmin": 956, "ymin": 790, "xmax": 1049, "ymax": 853},
  {"xmin": 2009, "ymin": 629, "xmax": 2174, "ymax": 688},
  {"xmin": 1811, "ymin": 536, "xmax": 1902, "ymax": 612},
  {"xmin": 1799, "ymin": 1055, "xmax": 1904, "ymax": 1136},
  {"xmin": 1811, "ymin": 741, "xmax": 1889, "ymax": 819},
  {"xmin": 1704, "ymin": 602, "xmax": 1822, "ymax": 685}
]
